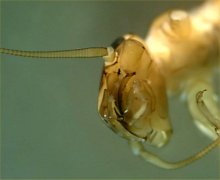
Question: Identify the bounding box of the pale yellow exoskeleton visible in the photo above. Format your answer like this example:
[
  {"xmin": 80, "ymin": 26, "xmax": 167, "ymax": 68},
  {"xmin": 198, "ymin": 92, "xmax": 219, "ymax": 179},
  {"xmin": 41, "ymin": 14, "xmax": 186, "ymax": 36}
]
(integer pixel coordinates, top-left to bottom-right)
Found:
[
  {"xmin": 0, "ymin": 0, "xmax": 219, "ymax": 169},
  {"xmin": 146, "ymin": 0, "xmax": 220, "ymax": 139}
]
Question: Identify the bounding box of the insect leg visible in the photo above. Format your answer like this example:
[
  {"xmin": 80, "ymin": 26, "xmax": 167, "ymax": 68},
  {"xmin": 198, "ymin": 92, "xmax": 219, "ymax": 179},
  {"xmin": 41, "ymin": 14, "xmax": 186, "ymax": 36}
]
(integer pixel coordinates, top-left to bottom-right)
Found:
[
  {"xmin": 185, "ymin": 79, "xmax": 220, "ymax": 139},
  {"xmin": 129, "ymin": 136, "xmax": 220, "ymax": 169},
  {"xmin": 196, "ymin": 90, "xmax": 220, "ymax": 135}
]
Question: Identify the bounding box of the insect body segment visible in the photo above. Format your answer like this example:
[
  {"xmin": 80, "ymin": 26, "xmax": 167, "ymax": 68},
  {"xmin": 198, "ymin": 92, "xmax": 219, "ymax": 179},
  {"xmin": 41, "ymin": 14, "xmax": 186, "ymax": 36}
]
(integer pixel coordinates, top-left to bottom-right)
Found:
[
  {"xmin": 145, "ymin": 0, "xmax": 220, "ymax": 140},
  {"xmin": 146, "ymin": 0, "xmax": 220, "ymax": 92},
  {"xmin": 98, "ymin": 35, "xmax": 172, "ymax": 147}
]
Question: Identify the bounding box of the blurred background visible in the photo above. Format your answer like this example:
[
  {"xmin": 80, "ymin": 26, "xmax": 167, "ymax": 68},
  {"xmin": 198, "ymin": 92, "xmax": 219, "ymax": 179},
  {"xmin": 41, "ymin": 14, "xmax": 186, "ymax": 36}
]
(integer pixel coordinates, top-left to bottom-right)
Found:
[{"xmin": 1, "ymin": 0, "xmax": 219, "ymax": 179}]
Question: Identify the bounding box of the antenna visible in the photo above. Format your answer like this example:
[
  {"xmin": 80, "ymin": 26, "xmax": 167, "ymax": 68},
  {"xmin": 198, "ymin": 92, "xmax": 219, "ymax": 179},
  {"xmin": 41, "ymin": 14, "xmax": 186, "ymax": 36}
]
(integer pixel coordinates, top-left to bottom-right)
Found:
[{"xmin": 0, "ymin": 47, "xmax": 114, "ymax": 59}]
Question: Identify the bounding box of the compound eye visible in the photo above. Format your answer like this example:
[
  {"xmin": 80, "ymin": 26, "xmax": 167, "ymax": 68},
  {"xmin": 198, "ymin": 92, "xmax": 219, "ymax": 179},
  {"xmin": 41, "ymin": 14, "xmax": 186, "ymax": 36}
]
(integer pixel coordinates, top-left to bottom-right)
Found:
[{"xmin": 111, "ymin": 36, "xmax": 125, "ymax": 49}]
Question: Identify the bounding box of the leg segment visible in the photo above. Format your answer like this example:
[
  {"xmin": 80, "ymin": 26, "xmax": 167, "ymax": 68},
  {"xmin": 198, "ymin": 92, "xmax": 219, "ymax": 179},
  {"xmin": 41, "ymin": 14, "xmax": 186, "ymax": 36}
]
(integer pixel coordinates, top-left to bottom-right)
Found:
[
  {"xmin": 129, "ymin": 136, "xmax": 220, "ymax": 169},
  {"xmin": 186, "ymin": 79, "xmax": 220, "ymax": 139}
]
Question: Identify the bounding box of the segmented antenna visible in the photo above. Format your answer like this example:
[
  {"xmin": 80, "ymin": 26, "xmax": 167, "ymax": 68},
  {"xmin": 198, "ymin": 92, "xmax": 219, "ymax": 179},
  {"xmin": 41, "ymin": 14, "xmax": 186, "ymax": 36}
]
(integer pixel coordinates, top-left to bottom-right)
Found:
[{"xmin": 0, "ymin": 47, "xmax": 112, "ymax": 58}]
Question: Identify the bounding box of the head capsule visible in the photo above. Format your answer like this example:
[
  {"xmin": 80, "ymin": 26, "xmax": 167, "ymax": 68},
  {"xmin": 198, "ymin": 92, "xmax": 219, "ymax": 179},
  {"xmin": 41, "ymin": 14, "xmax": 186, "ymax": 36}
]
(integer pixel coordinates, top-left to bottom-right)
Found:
[{"xmin": 98, "ymin": 34, "xmax": 172, "ymax": 147}]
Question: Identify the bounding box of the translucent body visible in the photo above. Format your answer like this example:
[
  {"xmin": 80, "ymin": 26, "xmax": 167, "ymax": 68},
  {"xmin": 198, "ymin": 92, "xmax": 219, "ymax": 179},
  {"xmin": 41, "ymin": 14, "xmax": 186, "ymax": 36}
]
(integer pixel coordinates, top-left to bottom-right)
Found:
[
  {"xmin": 146, "ymin": 0, "xmax": 220, "ymax": 92},
  {"xmin": 146, "ymin": 0, "xmax": 220, "ymax": 139}
]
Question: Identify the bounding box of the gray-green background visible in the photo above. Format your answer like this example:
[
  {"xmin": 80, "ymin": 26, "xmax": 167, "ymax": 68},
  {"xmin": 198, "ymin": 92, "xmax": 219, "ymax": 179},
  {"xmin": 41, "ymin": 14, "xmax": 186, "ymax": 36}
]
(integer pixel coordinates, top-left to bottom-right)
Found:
[{"xmin": 1, "ymin": 0, "xmax": 219, "ymax": 179}]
